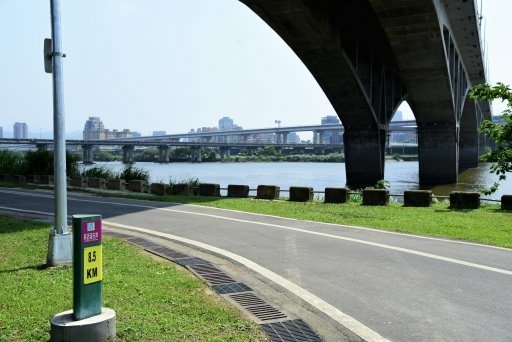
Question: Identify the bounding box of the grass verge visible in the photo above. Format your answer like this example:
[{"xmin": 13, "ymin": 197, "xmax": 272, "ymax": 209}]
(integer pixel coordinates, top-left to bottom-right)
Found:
[
  {"xmin": 110, "ymin": 194, "xmax": 512, "ymax": 249},
  {"xmin": 0, "ymin": 215, "xmax": 265, "ymax": 341}
]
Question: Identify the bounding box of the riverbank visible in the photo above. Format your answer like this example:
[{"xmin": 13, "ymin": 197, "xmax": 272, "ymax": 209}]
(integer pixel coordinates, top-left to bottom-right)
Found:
[{"xmin": 0, "ymin": 215, "xmax": 265, "ymax": 341}]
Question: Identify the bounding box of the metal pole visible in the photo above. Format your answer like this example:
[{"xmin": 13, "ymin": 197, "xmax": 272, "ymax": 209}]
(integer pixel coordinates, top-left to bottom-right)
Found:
[
  {"xmin": 47, "ymin": 0, "xmax": 72, "ymax": 266},
  {"xmin": 50, "ymin": 0, "xmax": 68, "ymax": 235}
]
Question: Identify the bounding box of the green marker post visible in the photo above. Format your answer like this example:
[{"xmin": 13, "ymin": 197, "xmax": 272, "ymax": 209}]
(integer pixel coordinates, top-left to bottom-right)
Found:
[{"xmin": 72, "ymin": 215, "xmax": 103, "ymax": 320}]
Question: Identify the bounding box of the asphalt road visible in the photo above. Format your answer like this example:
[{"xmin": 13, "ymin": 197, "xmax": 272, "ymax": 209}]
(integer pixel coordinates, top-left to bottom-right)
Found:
[{"xmin": 1, "ymin": 187, "xmax": 511, "ymax": 341}]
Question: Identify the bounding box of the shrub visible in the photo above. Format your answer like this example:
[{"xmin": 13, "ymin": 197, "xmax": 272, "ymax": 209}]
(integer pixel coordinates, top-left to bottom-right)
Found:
[
  {"xmin": 0, "ymin": 150, "xmax": 24, "ymax": 174},
  {"xmin": 81, "ymin": 166, "xmax": 116, "ymax": 180},
  {"xmin": 117, "ymin": 165, "xmax": 149, "ymax": 182}
]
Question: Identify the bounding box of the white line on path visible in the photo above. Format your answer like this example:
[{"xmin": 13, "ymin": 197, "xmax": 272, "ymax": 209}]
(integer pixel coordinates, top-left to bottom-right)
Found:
[
  {"xmin": 1, "ymin": 187, "xmax": 510, "ymax": 252},
  {"xmin": 103, "ymin": 220, "xmax": 392, "ymax": 342},
  {"xmin": 0, "ymin": 188, "xmax": 511, "ymax": 276}
]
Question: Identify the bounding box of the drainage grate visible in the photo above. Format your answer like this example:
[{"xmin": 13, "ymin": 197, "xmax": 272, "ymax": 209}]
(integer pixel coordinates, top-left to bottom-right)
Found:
[
  {"xmin": 199, "ymin": 272, "xmax": 235, "ymax": 285},
  {"xmin": 244, "ymin": 304, "xmax": 287, "ymax": 322},
  {"xmin": 107, "ymin": 233, "xmax": 322, "ymax": 341},
  {"xmin": 211, "ymin": 282, "xmax": 252, "ymax": 294},
  {"xmin": 174, "ymin": 257, "xmax": 210, "ymax": 266},
  {"xmin": 125, "ymin": 237, "xmax": 156, "ymax": 248},
  {"xmin": 261, "ymin": 319, "xmax": 322, "ymax": 342},
  {"xmin": 229, "ymin": 292, "xmax": 266, "ymax": 307},
  {"xmin": 188, "ymin": 264, "xmax": 223, "ymax": 275},
  {"xmin": 228, "ymin": 292, "xmax": 287, "ymax": 322},
  {"xmin": 149, "ymin": 246, "xmax": 189, "ymax": 260}
]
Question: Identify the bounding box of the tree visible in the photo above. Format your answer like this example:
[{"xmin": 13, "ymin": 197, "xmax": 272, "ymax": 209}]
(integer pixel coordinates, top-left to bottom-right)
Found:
[{"xmin": 470, "ymin": 83, "xmax": 512, "ymax": 195}]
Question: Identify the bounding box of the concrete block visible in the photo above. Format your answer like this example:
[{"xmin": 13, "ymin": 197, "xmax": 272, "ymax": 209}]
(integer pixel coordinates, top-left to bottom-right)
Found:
[
  {"xmin": 198, "ymin": 183, "xmax": 221, "ymax": 197},
  {"xmin": 501, "ymin": 195, "xmax": 512, "ymax": 210},
  {"xmin": 362, "ymin": 189, "xmax": 389, "ymax": 206},
  {"xmin": 404, "ymin": 190, "xmax": 432, "ymax": 207},
  {"xmin": 25, "ymin": 175, "xmax": 40, "ymax": 184},
  {"xmin": 450, "ymin": 191, "xmax": 480, "ymax": 209},
  {"xmin": 10, "ymin": 175, "xmax": 26, "ymax": 183},
  {"xmin": 289, "ymin": 186, "xmax": 313, "ymax": 202},
  {"xmin": 257, "ymin": 185, "xmax": 280, "ymax": 200},
  {"xmin": 107, "ymin": 179, "xmax": 126, "ymax": 191},
  {"xmin": 50, "ymin": 307, "xmax": 116, "ymax": 342},
  {"xmin": 128, "ymin": 180, "xmax": 148, "ymax": 193},
  {"xmin": 173, "ymin": 183, "xmax": 193, "ymax": 196},
  {"xmin": 227, "ymin": 184, "xmax": 250, "ymax": 198},
  {"xmin": 324, "ymin": 187, "xmax": 349, "ymax": 204},
  {"xmin": 71, "ymin": 176, "xmax": 88, "ymax": 188},
  {"xmin": 151, "ymin": 183, "xmax": 169, "ymax": 196},
  {"xmin": 88, "ymin": 178, "xmax": 107, "ymax": 189},
  {"xmin": 39, "ymin": 175, "xmax": 54, "ymax": 185}
]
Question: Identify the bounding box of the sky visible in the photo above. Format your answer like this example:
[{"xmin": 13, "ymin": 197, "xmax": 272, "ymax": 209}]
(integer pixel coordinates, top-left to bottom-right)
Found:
[{"xmin": 0, "ymin": 0, "xmax": 510, "ymax": 138}]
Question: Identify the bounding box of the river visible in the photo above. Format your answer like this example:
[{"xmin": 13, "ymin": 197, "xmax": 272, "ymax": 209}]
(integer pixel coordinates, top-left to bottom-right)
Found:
[{"xmin": 83, "ymin": 161, "xmax": 510, "ymax": 200}]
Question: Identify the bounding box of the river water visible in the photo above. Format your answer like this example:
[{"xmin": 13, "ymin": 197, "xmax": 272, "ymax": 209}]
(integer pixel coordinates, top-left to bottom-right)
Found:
[{"xmin": 83, "ymin": 161, "xmax": 510, "ymax": 200}]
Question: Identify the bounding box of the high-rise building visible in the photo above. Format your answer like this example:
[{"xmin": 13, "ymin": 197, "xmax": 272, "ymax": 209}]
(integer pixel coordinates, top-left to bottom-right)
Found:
[
  {"xmin": 0, "ymin": 126, "xmax": 3, "ymax": 139},
  {"xmin": 83, "ymin": 116, "xmax": 135, "ymax": 140},
  {"xmin": 153, "ymin": 131, "xmax": 166, "ymax": 136},
  {"xmin": 218, "ymin": 117, "xmax": 234, "ymax": 131},
  {"xmin": 13, "ymin": 122, "xmax": 28, "ymax": 139},
  {"xmin": 320, "ymin": 116, "xmax": 342, "ymax": 144},
  {"xmin": 321, "ymin": 115, "xmax": 340, "ymax": 125},
  {"xmin": 83, "ymin": 117, "xmax": 106, "ymax": 140},
  {"xmin": 287, "ymin": 132, "xmax": 301, "ymax": 144}
]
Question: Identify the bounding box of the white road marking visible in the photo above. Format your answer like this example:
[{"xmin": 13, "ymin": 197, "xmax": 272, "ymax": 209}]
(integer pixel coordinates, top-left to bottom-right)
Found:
[
  {"xmin": 103, "ymin": 220, "xmax": 391, "ymax": 342},
  {"xmin": 0, "ymin": 188, "xmax": 511, "ymax": 276},
  {"xmin": 1, "ymin": 187, "xmax": 510, "ymax": 252}
]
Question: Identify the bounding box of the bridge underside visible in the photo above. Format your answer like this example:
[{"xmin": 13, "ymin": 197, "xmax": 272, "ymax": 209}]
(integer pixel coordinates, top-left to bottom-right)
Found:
[{"xmin": 240, "ymin": 0, "xmax": 489, "ymax": 187}]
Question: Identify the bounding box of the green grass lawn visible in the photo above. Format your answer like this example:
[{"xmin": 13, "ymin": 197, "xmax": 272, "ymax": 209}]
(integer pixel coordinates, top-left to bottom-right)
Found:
[
  {"xmin": 0, "ymin": 216, "xmax": 265, "ymax": 341},
  {"xmin": 115, "ymin": 194, "xmax": 512, "ymax": 249}
]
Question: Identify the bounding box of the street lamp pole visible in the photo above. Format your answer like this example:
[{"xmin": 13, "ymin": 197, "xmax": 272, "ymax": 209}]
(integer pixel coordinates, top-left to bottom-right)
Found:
[{"xmin": 47, "ymin": 0, "xmax": 72, "ymax": 266}]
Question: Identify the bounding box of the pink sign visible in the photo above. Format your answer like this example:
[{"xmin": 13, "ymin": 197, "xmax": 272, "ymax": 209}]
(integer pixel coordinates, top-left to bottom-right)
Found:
[{"xmin": 81, "ymin": 220, "xmax": 102, "ymax": 244}]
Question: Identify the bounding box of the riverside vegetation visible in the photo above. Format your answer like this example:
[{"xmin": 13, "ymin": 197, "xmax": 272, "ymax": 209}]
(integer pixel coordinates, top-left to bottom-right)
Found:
[
  {"xmin": 0, "ymin": 215, "xmax": 265, "ymax": 341},
  {"xmin": 0, "ymin": 149, "xmax": 149, "ymax": 182},
  {"xmin": 89, "ymin": 146, "xmax": 345, "ymax": 163}
]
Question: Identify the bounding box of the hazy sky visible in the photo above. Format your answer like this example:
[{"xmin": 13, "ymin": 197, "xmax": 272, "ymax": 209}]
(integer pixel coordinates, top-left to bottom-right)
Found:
[{"xmin": 0, "ymin": 0, "xmax": 510, "ymax": 138}]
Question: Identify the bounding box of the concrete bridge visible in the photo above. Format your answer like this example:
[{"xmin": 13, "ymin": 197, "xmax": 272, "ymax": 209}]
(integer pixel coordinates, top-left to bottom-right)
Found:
[
  {"xmin": 0, "ymin": 120, "xmax": 418, "ymax": 164},
  {"xmin": 237, "ymin": 0, "xmax": 490, "ymax": 187},
  {"xmin": 0, "ymin": 138, "xmax": 348, "ymax": 164},
  {"xmin": 113, "ymin": 120, "xmax": 417, "ymax": 143}
]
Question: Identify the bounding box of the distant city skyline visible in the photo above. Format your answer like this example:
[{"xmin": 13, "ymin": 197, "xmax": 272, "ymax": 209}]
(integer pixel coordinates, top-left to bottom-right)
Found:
[{"xmin": 0, "ymin": 1, "xmax": 510, "ymax": 138}]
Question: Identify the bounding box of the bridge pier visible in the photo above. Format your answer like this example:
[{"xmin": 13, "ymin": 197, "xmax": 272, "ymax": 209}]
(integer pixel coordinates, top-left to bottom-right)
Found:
[
  {"xmin": 157, "ymin": 145, "xmax": 170, "ymax": 163},
  {"xmin": 417, "ymin": 123, "xmax": 458, "ymax": 186},
  {"xmin": 344, "ymin": 127, "xmax": 386, "ymax": 189},
  {"xmin": 122, "ymin": 145, "xmax": 134, "ymax": 164},
  {"xmin": 220, "ymin": 147, "xmax": 231, "ymax": 162},
  {"xmin": 459, "ymin": 99, "xmax": 481, "ymax": 170},
  {"xmin": 459, "ymin": 121, "xmax": 479, "ymax": 170},
  {"xmin": 192, "ymin": 147, "xmax": 202, "ymax": 163},
  {"xmin": 82, "ymin": 145, "xmax": 94, "ymax": 165},
  {"xmin": 479, "ymin": 132, "xmax": 489, "ymax": 156},
  {"xmin": 281, "ymin": 132, "xmax": 289, "ymax": 144}
]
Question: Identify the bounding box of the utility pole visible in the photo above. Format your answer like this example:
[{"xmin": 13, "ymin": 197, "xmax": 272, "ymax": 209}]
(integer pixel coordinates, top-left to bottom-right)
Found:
[{"xmin": 46, "ymin": 0, "xmax": 72, "ymax": 266}]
